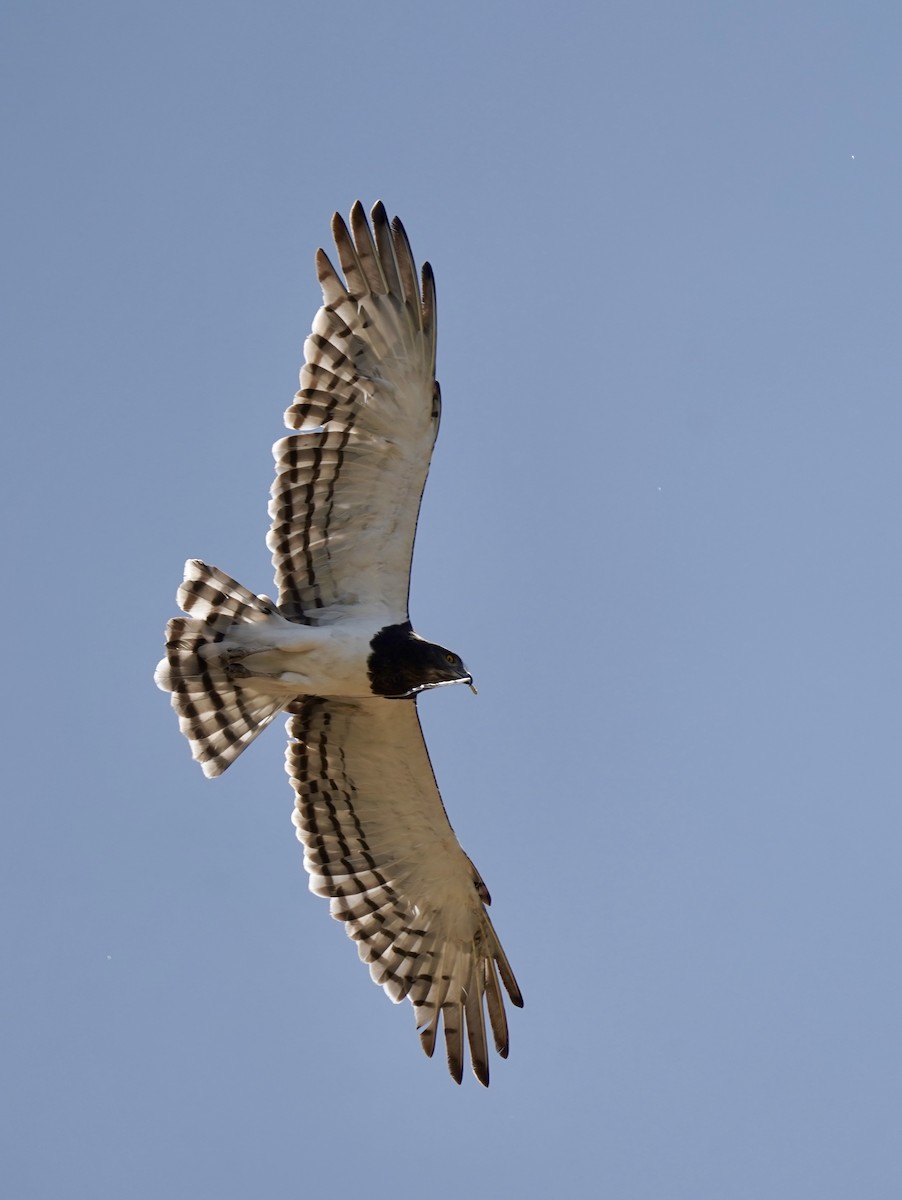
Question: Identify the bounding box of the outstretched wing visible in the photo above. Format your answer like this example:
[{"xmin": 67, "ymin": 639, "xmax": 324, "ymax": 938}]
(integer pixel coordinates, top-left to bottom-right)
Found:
[
  {"xmin": 269, "ymin": 201, "xmax": 440, "ymax": 626},
  {"xmin": 286, "ymin": 697, "xmax": 523, "ymax": 1087}
]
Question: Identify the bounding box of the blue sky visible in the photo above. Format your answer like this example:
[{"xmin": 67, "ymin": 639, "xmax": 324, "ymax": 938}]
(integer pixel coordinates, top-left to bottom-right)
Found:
[{"xmin": 3, "ymin": 2, "xmax": 901, "ymax": 1196}]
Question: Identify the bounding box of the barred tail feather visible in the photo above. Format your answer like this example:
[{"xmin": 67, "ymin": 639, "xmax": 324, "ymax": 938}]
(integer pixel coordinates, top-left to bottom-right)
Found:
[
  {"xmin": 155, "ymin": 560, "xmax": 284, "ymax": 777},
  {"xmin": 175, "ymin": 559, "xmax": 278, "ymax": 623}
]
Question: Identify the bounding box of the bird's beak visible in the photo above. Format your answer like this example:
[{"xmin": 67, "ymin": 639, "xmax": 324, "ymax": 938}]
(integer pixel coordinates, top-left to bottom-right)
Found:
[{"xmin": 468, "ymin": 679, "xmax": 478, "ymax": 695}]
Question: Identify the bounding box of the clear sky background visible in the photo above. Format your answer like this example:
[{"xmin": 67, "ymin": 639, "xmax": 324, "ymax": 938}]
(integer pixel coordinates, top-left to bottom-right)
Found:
[{"xmin": 3, "ymin": 2, "xmax": 901, "ymax": 1196}]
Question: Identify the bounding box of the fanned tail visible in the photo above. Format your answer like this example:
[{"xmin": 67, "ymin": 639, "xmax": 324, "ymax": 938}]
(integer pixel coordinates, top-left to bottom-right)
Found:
[{"xmin": 154, "ymin": 560, "xmax": 284, "ymax": 777}]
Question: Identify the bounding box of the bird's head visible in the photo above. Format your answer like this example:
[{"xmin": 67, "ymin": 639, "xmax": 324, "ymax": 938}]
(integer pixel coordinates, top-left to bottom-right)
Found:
[
  {"xmin": 417, "ymin": 640, "xmax": 476, "ymax": 692},
  {"xmin": 368, "ymin": 623, "xmax": 475, "ymax": 698}
]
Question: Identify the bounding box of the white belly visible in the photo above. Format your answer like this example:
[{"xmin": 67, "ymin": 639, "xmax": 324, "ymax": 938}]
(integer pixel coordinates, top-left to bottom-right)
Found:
[{"xmin": 224, "ymin": 616, "xmax": 378, "ymax": 699}]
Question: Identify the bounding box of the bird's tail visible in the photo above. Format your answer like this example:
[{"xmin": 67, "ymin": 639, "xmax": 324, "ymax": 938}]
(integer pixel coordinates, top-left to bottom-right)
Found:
[{"xmin": 154, "ymin": 560, "xmax": 285, "ymax": 777}]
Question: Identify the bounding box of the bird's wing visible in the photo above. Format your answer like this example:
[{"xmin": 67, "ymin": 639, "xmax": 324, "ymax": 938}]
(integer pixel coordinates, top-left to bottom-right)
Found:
[
  {"xmin": 286, "ymin": 697, "xmax": 523, "ymax": 1087},
  {"xmin": 269, "ymin": 201, "xmax": 440, "ymax": 626}
]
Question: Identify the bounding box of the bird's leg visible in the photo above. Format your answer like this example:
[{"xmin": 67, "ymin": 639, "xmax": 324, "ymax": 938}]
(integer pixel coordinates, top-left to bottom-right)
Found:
[
  {"xmin": 223, "ymin": 645, "xmax": 254, "ymax": 679},
  {"xmin": 226, "ymin": 661, "xmax": 253, "ymax": 680}
]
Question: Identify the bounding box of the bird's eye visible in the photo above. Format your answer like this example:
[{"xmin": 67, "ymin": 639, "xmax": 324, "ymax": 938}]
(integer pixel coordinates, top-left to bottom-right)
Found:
[{"xmin": 445, "ymin": 653, "xmax": 456, "ymax": 664}]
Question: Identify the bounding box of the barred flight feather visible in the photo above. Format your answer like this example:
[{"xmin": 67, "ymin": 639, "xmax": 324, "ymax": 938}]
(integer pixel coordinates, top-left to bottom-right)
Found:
[
  {"xmin": 286, "ymin": 697, "xmax": 523, "ymax": 1087},
  {"xmin": 268, "ymin": 200, "xmax": 440, "ymax": 625}
]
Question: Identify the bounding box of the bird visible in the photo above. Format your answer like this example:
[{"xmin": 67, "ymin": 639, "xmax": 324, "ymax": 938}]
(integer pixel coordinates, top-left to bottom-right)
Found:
[{"xmin": 155, "ymin": 201, "xmax": 523, "ymax": 1086}]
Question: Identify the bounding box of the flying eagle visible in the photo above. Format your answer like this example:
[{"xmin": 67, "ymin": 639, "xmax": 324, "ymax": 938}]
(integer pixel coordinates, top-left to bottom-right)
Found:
[{"xmin": 155, "ymin": 202, "xmax": 522, "ymax": 1086}]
